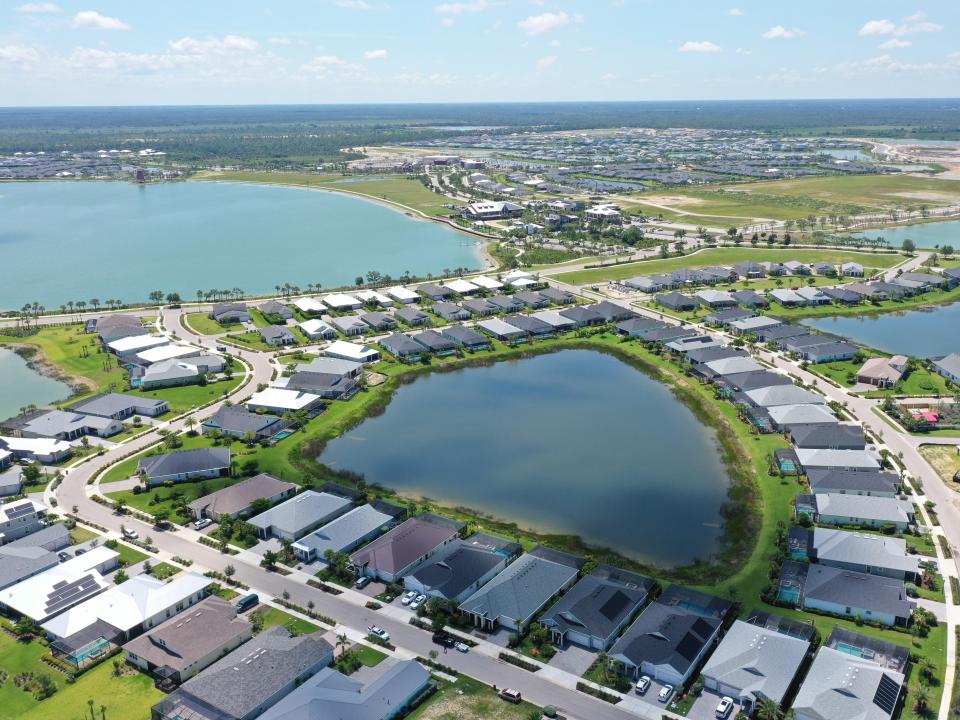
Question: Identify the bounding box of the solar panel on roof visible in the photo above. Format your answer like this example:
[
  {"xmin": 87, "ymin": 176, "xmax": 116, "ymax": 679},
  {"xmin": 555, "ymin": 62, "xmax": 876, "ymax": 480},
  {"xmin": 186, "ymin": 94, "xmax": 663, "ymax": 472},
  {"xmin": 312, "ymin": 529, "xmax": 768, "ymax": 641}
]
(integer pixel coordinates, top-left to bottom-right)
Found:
[
  {"xmin": 691, "ymin": 617, "xmax": 714, "ymax": 638},
  {"xmin": 44, "ymin": 574, "xmax": 100, "ymax": 614},
  {"xmin": 873, "ymin": 674, "xmax": 900, "ymax": 714},
  {"xmin": 675, "ymin": 632, "xmax": 703, "ymax": 662},
  {"xmin": 599, "ymin": 590, "xmax": 631, "ymax": 621},
  {"xmin": 5, "ymin": 502, "xmax": 35, "ymax": 520}
]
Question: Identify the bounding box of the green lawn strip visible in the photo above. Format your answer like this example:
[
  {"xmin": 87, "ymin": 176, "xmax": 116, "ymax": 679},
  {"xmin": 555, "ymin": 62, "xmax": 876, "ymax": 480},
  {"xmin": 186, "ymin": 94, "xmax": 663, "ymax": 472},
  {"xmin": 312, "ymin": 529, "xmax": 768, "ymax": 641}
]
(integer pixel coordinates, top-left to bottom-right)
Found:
[
  {"xmin": 135, "ymin": 376, "xmax": 243, "ymax": 415},
  {"xmin": 914, "ymin": 572, "xmax": 946, "ymax": 604},
  {"xmin": 109, "ymin": 541, "xmax": 149, "ymax": 567},
  {"xmin": 769, "ymin": 285, "xmax": 960, "ymax": 320},
  {"xmin": 149, "ymin": 562, "xmax": 181, "ymax": 580},
  {"xmin": 555, "ymin": 248, "xmax": 902, "ymax": 285},
  {"xmin": 353, "ymin": 644, "xmax": 388, "ymax": 667},
  {"xmin": 254, "ymin": 606, "xmax": 319, "ymax": 636},
  {"xmin": 212, "ymin": 586, "xmax": 239, "ymax": 600},
  {"xmin": 0, "ymin": 632, "xmax": 51, "ymax": 720},
  {"xmin": 18, "ymin": 652, "xmax": 164, "ymax": 720},
  {"xmin": 184, "ymin": 312, "xmax": 237, "ymax": 335},
  {"xmin": 248, "ymin": 308, "xmax": 272, "ymax": 328},
  {"xmin": 0, "ymin": 323, "xmax": 129, "ymax": 403},
  {"xmin": 69, "ymin": 526, "xmax": 100, "ymax": 545}
]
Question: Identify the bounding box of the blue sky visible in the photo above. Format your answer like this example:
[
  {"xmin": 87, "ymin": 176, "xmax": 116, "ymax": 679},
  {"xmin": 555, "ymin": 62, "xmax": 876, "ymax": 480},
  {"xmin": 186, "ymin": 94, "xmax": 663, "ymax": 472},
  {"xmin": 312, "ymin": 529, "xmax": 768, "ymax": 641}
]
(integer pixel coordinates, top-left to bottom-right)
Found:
[{"xmin": 1, "ymin": 1, "xmax": 958, "ymax": 106}]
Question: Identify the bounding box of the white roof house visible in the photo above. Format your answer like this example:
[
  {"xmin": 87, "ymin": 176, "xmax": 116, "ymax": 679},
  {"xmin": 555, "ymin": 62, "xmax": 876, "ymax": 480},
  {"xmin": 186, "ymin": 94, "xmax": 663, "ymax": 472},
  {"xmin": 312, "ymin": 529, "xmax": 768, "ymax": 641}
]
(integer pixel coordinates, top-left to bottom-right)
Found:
[
  {"xmin": 385, "ymin": 286, "xmax": 419, "ymax": 304},
  {"xmin": 793, "ymin": 647, "xmax": 904, "ymax": 720},
  {"xmin": 108, "ymin": 334, "xmax": 169, "ymax": 356},
  {"xmin": 0, "ymin": 546, "xmax": 118, "ymax": 622},
  {"xmin": 0, "ymin": 436, "xmax": 73, "ymax": 463},
  {"xmin": 298, "ymin": 319, "xmax": 336, "ymax": 339},
  {"xmin": 324, "ymin": 293, "xmax": 363, "ymax": 311},
  {"xmin": 246, "ymin": 388, "xmax": 322, "ymax": 414},
  {"xmin": 768, "ymin": 404, "xmax": 839, "ymax": 428},
  {"xmin": 444, "ymin": 279, "xmax": 479, "ymax": 295},
  {"xmin": 136, "ymin": 344, "xmax": 201, "ymax": 365},
  {"xmin": 704, "ymin": 357, "xmax": 765, "ymax": 376},
  {"xmin": 744, "ymin": 385, "xmax": 826, "ymax": 408},
  {"xmin": 471, "ymin": 275, "xmax": 504, "ymax": 290},
  {"xmin": 323, "ymin": 340, "xmax": 380, "ymax": 364},
  {"xmin": 797, "ymin": 449, "xmax": 880, "ymax": 472},
  {"xmin": 355, "ymin": 290, "xmax": 394, "ymax": 307},
  {"xmin": 42, "ymin": 572, "xmax": 211, "ymax": 640},
  {"xmin": 503, "ymin": 270, "xmax": 534, "ymax": 282},
  {"xmin": 293, "ymin": 297, "xmax": 326, "ymax": 314}
]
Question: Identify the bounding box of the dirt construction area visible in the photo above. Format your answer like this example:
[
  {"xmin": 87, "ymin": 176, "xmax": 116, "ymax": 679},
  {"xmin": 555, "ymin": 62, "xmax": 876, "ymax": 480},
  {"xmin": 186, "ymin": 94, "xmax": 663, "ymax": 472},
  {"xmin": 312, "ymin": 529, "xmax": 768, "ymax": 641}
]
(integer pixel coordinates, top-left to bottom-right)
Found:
[{"xmin": 409, "ymin": 678, "xmax": 540, "ymax": 720}]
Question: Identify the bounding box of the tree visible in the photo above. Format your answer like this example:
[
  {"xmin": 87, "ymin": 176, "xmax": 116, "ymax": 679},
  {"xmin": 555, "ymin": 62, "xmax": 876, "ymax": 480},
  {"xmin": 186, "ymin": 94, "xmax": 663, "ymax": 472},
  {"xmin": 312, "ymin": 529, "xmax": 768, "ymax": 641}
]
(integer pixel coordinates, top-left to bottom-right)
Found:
[
  {"xmin": 902, "ymin": 239, "xmax": 916, "ymax": 253},
  {"xmin": 114, "ymin": 569, "xmax": 128, "ymax": 585},
  {"xmin": 224, "ymin": 564, "xmax": 236, "ymax": 579},
  {"xmin": 261, "ymin": 550, "xmax": 279, "ymax": 570},
  {"xmin": 756, "ymin": 698, "xmax": 784, "ymax": 720},
  {"xmin": 148, "ymin": 290, "xmax": 164, "ymax": 305},
  {"xmin": 336, "ymin": 632, "xmax": 349, "ymax": 659}
]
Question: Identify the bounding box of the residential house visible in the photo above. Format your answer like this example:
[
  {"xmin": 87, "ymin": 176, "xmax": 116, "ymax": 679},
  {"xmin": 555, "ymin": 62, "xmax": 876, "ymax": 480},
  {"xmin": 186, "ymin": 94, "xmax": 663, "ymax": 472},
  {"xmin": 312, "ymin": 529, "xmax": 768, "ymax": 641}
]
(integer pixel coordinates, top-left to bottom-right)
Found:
[
  {"xmin": 431, "ymin": 302, "xmax": 470, "ymax": 322},
  {"xmin": 245, "ymin": 388, "xmax": 324, "ymax": 415},
  {"xmin": 796, "ymin": 286, "xmax": 832, "ymax": 305},
  {"xmin": 256, "ymin": 660, "xmax": 430, "ymax": 720},
  {"xmin": 477, "ymin": 317, "xmax": 529, "ymax": 343},
  {"xmin": 531, "ymin": 310, "xmax": 576, "ymax": 333},
  {"xmin": 296, "ymin": 357, "xmax": 364, "ymax": 379},
  {"xmin": 330, "ymin": 315, "xmax": 367, "ymax": 337},
  {"xmin": 201, "ymin": 406, "xmax": 285, "ymax": 440},
  {"xmin": 0, "ymin": 436, "xmax": 73, "ymax": 464},
  {"xmin": 655, "ymin": 292, "xmax": 697, "ymax": 312},
  {"xmin": 188, "ymin": 473, "xmax": 297, "ymax": 521},
  {"xmin": 359, "ymin": 311, "xmax": 397, "ymax": 332},
  {"xmin": 487, "ymin": 294, "xmax": 523, "ymax": 313},
  {"xmin": 810, "ymin": 493, "xmax": 914, "ymax": 531},
  {"xmin": 210, "ymin": 303, "xmax": 249, "ymax": 324},
  {"xmin": 291, "ymin": 502, "xmax": 403, "ymax": 563},
  {"xmin": 666, "ymin": 335, "xmax": 722, "ymax": 354},
  {"xmin": 258, "ymin": 300, "xmax": 294, "ymax": 320},
  {"xmin": 471, "ymin": 275, "xmax": 504, "ymax": 292},
  {"xmin": 540, "ymin": 287, "xmax": 575, "ymax": 304},
  {"xmin": 744, "ymin": 385, "xmax": 826, "ymax": 408},
  {"xmin": 793, "ymin": 645, "xmax": 904, "ymax": 720},
  {"xmin": 559, "ymin": 306, "xmax": 604, "ymax": 327},
  {"xmin": 514, "ymin": 291, "xmax": 549, "ymax": 309},
  {"xmin": 44, "ymin": 573, "xmax": 211, "ymax": 667},
  {"xmin": 379, "ymin": 333, "xmax": 426, "ymax": 361},
  {"xmin": 540, "ymin": 565, "xmax": 655, "ymax": 651},
  {"xmin": 590, "ymin": 301, "xmax": 635, "ymax": 322},
  {"xmin": 298, "ymin": 319, "xmax": 337, "ymax": 340},
  {"xmin": 350, "ymin": 514, "xmax": 464, "ymax": 583},
  {"xmin": 932, "ymin": 353, "xmax": 960, "ymax": 384},
  {"xmin": 394, "ymin": 307, "xmax": 431, "ymax": 326},
  {"xmin": 804, "ymin": 341, "xmax": 859, "ymax": 363},
  {"xmin": 123, "ymin": 596, "xmax": 252, "ymax": 685},
  {"xmin": 138, "ymin": 447, "xmax": 231, "ymax": 487},
  {"xmin": 417, "ymin": 284, "xmax": 453, "ymax": 302},
  {"xmin": 615, "ymin": 317, "xmax": 665, "ymax": 337},
  {"xmin": 444, "ymin": 278, "xmax": 479, "ymax": 295},
  {"xmin": 755, "ymin": 325, "xmax": 809, "ymax": 343},
  {"xmin": 0, "ymin": 499, "xmax": 48, "ymax": 546},
  {"xmin": 459, "ymin": 547, "xmax": 582, "ymax": 632},
  {"xmin": 696, "ymin": 289, "xmax": 737, "ymax": 309},
  {"xmin": 796, "ymin": 448, "xmax": 880, "ymax": 473},
  {"xmin": 812, "ymin": 262, "xmax": 836, "ymax": 276},
  {"xmin": 461, "ymin": 299, "xmax": 497, "ymax": 317},
  {"xmin": 413, "ymin": 329, "xmax": 458, "ymax": 356},
  {"xmin": 441, "ymin": 325, "xmax": 491, "ymax": 350},
  {"xmin": 684, "ymin": 346, "xmax": 748, "ymax": 365},
  {"xmin": 0, "ymin": 542, "xmax": 61, "ymax": 593},
  {"xmin": 701, "ymin": 619, "xmax": 810, "ymax": 714},
  {"xmin": 784, "ymin": 260, "xmax": 812, "ymax": 275},
  {"xmin": 151, "ymin": 627, "xmax": 334, "ymax": 720},
  {"xmin": 728, "ymin": 316, "xmax": 781, "ymax": 336},
  {"xmin": 107, "ymin": 334, "xmax": 170, "ymax": 359},
  {"xmin": 841, "ymin": 262, "xmax": 865, "ymax": 277},
  {"xmin": 821, "ymin": 286, "xmax": 863, "ymax": 305},
  {"xmin": 14, "ymin": 409, "xmax": 121, "ymax": 441},
  {"xmin": 292, "ymin": 297, "xmax": 325, "ymax": 315},
  {"xmin": 731, "ymin": 290, "xmax": 769, "ymax": 308},
  {"xmin": 249, "ymin": 490, "xmax": 353, "ymax": 541},
  {"xmin": 807, "ymin": 469, "xmax": 900, "ymax": 497},
  {"xmin": 769, "ymin": 289, "xmax": 807, "ymax": 307},
  {"xmin": 735, "ymin": 261, "xmax": 766, "ymax": 279},
  {"xmin": 857, "ymin": 356, "xmax": 909, "ymax": 388},
  {"xmin": 505, "ymin": 314, "xmax": 554, "ymax": 339},
  {"xmin": 356, "ymin": 289, "xmax": 395, "ymax": 307},
  {"xmin": 384, "ymin": 286, "xmax": 419, "ymax": 304},
  {"xmin": 70, "ymin": 392, "xmax": 168, "ymax": 419},
  {"xmin": 706, "ymin": 308, "xmax": 755, "ymax": 327},
  {"xmin": 767, "ymin": 404, "xmax": 839, "ymax": 432},
  {"xmin": 624, "ymin": 276, "xmax": 666, "ymax": 293},
  {"xmin": 404, "ymin": 534, "xmax": 518, "ymax": 603},
  {"xmin": 609, "ymin": 585, "xmax": 733, "ymax": 686},
  {"xmin": 797, "ymin": 527, "xmax": 919, "ymax": 580},
  {"xmin": 95, "ymin": 314, "xmax": 150, "ymax": 343},
  {"xmin": 279, "ymin": 371, "xmax": 358, "ymax": 400},
  {"xmin": 790, "ymin": 424, "xmax": 866, "ymax": 450},
  {"xmin": 323, "ymin": 293, "xmax": 363, "ymax": 311}
]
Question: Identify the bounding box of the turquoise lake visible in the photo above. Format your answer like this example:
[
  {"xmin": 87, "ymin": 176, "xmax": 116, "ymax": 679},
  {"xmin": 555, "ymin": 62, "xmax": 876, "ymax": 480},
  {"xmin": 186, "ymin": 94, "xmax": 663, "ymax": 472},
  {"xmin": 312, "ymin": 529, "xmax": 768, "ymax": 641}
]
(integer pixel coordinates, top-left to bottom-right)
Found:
[
  {"xmin": 0, "ymin": 181, "xmax": 484, "ymax": 310},
  {"xmin": 0, "ymin": 347, "xmax": 72, "ymax": 421},
  {"xmin": 319, "ymin": 350, "xmax": 731, "ymax": 567},
  {"xmin": 804, "ymin": 302, "xmax": 960, "ymax": 358},
  {"xmin": 854, "ymin": 219, "xmax": 960, "ymax": 250}
]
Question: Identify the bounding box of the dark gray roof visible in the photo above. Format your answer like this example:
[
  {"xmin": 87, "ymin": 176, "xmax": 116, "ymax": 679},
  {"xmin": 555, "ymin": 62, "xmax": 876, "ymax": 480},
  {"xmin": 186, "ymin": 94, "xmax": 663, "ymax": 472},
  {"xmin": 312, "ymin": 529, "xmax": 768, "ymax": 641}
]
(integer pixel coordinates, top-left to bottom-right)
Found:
[
  {"xmin": 791, "ymin": 424, "xmax": 866, "ymax": 450},
  {"xmin": 204, "ymin": 406, "xmax": 281, "ymax": 435},
  {"xmin": 754, "ymin": 324, "xmax": 808, "ymax": 341},
  {"xmin": 5, "ymin": 523, "xmax": 70, "ymax": 550},
  {"xmin": 154, "ymin": 627, "xmax": 333, "ymax": 720},
  {"xmin": 655, "ymin": 291, "xmax": 697, "ymax": 310},
  {"xmin": 540, "ymin": 565, "xmax": 654, "ymax": 645},
  {"xmin": 488, "ymin": 294, "xmax": 523, "ymax": 311},
  {"xmin": 807, "ymin": 468, "xmax": 900, "ymax": 495},
  {"xmin": 394, "ymin": 307, "xmax": 429, "ymax": 324},
  {"xmin": 721, "ymin": 370, "xmax": 794, "ymax": 392},
  {"xmin": 413, "ymin": 329, "xmax": 456, "ymax": 352},
  {"xmin": 258, "ymin": 301, "xmax": 294, "ymax": 318},
  {"xmin": 731, "ymin": 290, "xmax": 768, "ymax": 306},
  {"xmin": 462, "ymin": 298, "xmax": 496, "ymax": 314},
  {"xmin": 70, "ymin": 392, "xmax": 167, "ymax": 417},
  {"xmin": 708, "ymin": 308, "xmax": 756, "ymax": 323},
  {"xmin": 418, "ymin": 283, "xmax": 452, "ymax": 298},
  {"xmin": 441, "ymin": 324, "xmax": 489, "ymax": 346},
  {"xmin": 786, "ymin": 561, "xmax": 914, "ymax": 619},
  {"xmin": 432, "ymin": 302, "xmax": 467, "ymax": 320},
  {"xmin": 641, "ymin": 326, "xmax": 698, "ymax": 343},
  {"xmin": 0, "ymin": 545, "xmax": 59, "ymax": 590},
  {"xmin": 138, "ymin": 447, "xmax": 231, "ymax": 479},
  {"xmin": 540, "ymin": 287, "xmax": 574, "ymax": 303},
  {"xmin": 349, "ymin": 515, "xmax": 462, "ymax": 576},
  {"xmin": 685, "ymin": 346, "xmax": 748, "ymax": 364},
  {"xmin": 559, "ymin": 306, "xmax": 603, "ymax": 324},
  {"xmin": 408, "ymin": 543, "xmax": 506, "ymax": 600},
  {"xmin": 589, "ymin": 301, "xmax": 636, "ymax": 321},
  {"xmin": 285, "ymin": 371, "xmax": 356, "ymax": 397},
  {"xmin": 360, "ymin": 311, "xmax": 395, "ymax": 328},
  {"xmin": 805, "ymin": 341, "xmax": 859, "ymax": 359},
  {"xmin": 514, "ymin": 291, "xmax": 548, "ymax": 307},
  {"xmin": 379, "ymin": 333, "xmax": 424, "ymax": 357},
  {"xmin": 259, "ymin": 325, "xmax": 295, "ymax": 342},
  {"xmin": 505, "ymin": 314, "xmax": 553, "ymax": 334},
  {"xmin": 615, "ymin": 317, "xmax": 664, "ymax": 335},
  {"xmin": 821, "ymin": 286, "xmax": 863, "ymax": 303}
]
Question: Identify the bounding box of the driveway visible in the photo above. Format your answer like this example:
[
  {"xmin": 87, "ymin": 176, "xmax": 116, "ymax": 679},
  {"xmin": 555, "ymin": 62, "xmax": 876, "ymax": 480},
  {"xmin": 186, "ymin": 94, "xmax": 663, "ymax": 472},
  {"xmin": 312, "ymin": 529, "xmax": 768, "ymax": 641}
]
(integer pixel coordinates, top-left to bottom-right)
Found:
[
  {"xmin": 548, "ymin": 644, "xmax": 596, "ymax": 676},
  {"xmin": 687, "ymin": 689, "xmax": 738, "ymax": 720}
]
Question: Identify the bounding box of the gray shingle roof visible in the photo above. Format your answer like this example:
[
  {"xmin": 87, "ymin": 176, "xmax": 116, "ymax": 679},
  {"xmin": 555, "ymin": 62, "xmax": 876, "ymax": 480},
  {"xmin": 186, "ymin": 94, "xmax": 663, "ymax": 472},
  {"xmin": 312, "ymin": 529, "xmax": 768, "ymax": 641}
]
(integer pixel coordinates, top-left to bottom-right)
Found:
[
  {"xmin": 188, "ymin": 473, "xmax": 297, "ymax": 519},
  {"xmin": 154, "ymin": 627, "xmax": 333, "ymax": 720},
  {"xmin": 0, "ymin": 545, "xmax": 59, "ymax": 590},
  {"xmin": 811, "ymin": 528, "xmax": 919, "ymax": 577},
  {"xmin": 204, "ymin": 406, "xmax": 281, "ymax": 435},
  {"xmin": 248, "ymin": 490, "xmax": 353, "ymax": 536},
  {"xmin": 408, "ymin": 543, "xmax": 506, "ymax": 600},
  {"xmin": 71, "ymin": 392, "xmax": 168, "ymax": 417},
  {"xmin": 788, "ymin": 561, "xmax": 914, "ymax": 619},
  {"xmin": 137, "ymin": 447, "xmax": 231, "ymax": 479},
  {"xmin": 807, "ymin": 469, "xmax": 900, "ymax": 495},
  {"xmin": 793, "ymin": 646, "xmax": 904, "ymax": 720},
  {"xmin": 292, "ymin": 503, "xmax": 396, "ymax": 558}
]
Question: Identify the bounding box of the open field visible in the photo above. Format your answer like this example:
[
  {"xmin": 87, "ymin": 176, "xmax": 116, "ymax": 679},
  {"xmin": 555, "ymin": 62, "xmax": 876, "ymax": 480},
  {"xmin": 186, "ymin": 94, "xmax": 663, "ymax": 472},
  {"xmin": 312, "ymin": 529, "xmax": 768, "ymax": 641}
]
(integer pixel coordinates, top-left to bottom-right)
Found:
[
  {"xmin": 194, "ymin": 171, "xmax": 456, "ymax": 217},
  {"xmin": 554, "ymin": 247, "xmax": 903, "ymax": 285},
  {"xmin": 184, "ymin": 312, "xmax": 237, "ymax": 335},
  {"xmin": 624, "ymin": 174, "xmax": 960, "ymax": 223},
  {"xmin": 920, "ymin": 445, "xmax": 960, "ymax": 487},
  {"xmin": 0, "ymin": 324, "xmax": 129, "ymax": 401},
  {"xmin": 407, "ymin": 675, "xmax": 541, "ymax": 720}
]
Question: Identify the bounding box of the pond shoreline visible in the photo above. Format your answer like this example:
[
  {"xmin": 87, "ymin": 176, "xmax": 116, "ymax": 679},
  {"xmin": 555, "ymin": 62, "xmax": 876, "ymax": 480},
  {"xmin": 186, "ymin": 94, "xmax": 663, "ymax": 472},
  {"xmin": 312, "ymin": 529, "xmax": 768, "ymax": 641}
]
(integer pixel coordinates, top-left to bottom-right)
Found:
[{"xmin": 290, "ymin": 338, "xmax": 761, "ymax": 582}]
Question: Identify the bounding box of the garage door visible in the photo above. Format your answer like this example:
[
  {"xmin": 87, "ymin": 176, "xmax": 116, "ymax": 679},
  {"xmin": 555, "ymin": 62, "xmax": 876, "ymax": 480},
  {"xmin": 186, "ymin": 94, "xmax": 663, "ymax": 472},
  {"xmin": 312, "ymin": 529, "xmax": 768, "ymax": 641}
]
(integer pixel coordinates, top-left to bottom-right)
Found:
[{"xmin": 717, "ymin": 683, "xmax": 741, "ymax": 698}]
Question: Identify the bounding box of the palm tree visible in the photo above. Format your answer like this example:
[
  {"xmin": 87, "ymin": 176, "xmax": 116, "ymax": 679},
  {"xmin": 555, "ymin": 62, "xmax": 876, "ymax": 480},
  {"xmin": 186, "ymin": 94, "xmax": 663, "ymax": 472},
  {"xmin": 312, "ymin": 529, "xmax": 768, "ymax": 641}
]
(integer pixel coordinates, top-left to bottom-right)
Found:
[
  {"xmin": 336, "ymin": 632, "xmax": 349, "ymax": 659},
  {"xmin": 90, "ymin": 298, "xmax": 100, "ymax": 312},
  {"xmin": 756, "ymin": 698, "xmax": 783, "ymax": 720},
  {"xmin": 913, "ymin": 685, "xmax": 930, "ymax": 713}
]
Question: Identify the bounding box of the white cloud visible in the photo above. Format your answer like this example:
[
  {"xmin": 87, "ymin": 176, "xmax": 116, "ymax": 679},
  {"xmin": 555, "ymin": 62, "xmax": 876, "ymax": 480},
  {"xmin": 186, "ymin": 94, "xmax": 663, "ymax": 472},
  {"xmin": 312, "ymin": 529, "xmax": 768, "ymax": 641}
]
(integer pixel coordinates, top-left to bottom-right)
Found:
[
  {"xmin": 73, "ymin": 10, "xmax": 129, "ymax": 30},
  {"xmin": 518, "ymin": 11, "xmax": 571, "ymax": 36},
  {"xmin": 169, "ymin": 35, "xmax": 259, "ymax": 55},
  {"xmin": 735, "ymin": 47, "xmax": 752, "ymax": 55},
  {"xmin": 440, "ymin": 17, "xmax": 454, "ymax": 27},
  {"xmin": 336, "ymin": 0, "xmax": 372, "ymax": 8},
  {"xmin": 268, "ymin": 37, "xmax": 292, "ymax": 45},
  {"xmin": 678, "ymin": 40, "xmax": 721, "ymax": 53},
  {"xmin": 364, "ymin": 48, "xmax": 388, "ymax": 60},
  {"xmin": 576, "ymin": 46, "xmax": 594, "ymax": 53},
  {"xmin": 858, "ymin": 19, "xmax": 896, "ymax": 36},
  {"xmin": 535, "ymin": 54, "xmax": 557, "ymax": 70},
  {"xmin": 0, "ymin": 45, "xmax": 41, "ymax": 65},
  {"xmin": 880, "ymin": 38, "xmax": 911, "ymax": 49},
  {"xmin": 600, "ymin": 72, "xmax": 617, "ymax": 81},
  {"xmin": 300, "ymin": 54, "xmax": 364, "ymax": 78},
  {"xmin": 728, "ymin": 8, "xmax": 742, "ymax": 16},
  {"xmin": 762, "ymin": 25, "xmax": 806, "ymax": 39},
  {"xmin": 66, "ymin": 47, "xmax": 175, "ymax": 73},
  {"xmin": 435, "ymin": 0, "xmax": 490, "ymax": 13},
  {"xmin": 18, "ymin": 2, "xmax": 59, "ymax": 12},
  {"xmin": 549, "ymin": 39, "xmax": 560, "ymax": 48}
]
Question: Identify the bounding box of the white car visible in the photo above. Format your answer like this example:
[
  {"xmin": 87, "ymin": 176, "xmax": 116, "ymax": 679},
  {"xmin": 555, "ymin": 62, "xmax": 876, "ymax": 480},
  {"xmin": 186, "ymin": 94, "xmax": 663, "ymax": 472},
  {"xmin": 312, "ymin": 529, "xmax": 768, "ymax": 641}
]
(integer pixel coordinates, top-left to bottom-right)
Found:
[
  {"xmin": 454, "ymin": 641, "xmax": 470, "ymax": 653},
  {"xmin": 367, "ymin": 625, "xmax": 390, "ymax": 642},
  {"xmin": 635, "ymin": 676, "xmax": 651, "ymax": 695},
  {"xmin": 193, "ymin": 518, "xmax": 213, "ymax": 531},
  {"xmin": 122, "ymin": 528, "xmax": 139, "ymax": 540},
  {"xmin": 658, "ymin": 685, "xmax": 674, "ymax": 703},
  {"xmin": 401, "ymin": 590, "xmax": 417, "ymax": 606},
  {"xmin": 716, "ymin": 696, "xmax": 734, "ymax": 718},
  {"xmin": 409, "ymin": 594, "xmax": 427, "ymax": 610}
]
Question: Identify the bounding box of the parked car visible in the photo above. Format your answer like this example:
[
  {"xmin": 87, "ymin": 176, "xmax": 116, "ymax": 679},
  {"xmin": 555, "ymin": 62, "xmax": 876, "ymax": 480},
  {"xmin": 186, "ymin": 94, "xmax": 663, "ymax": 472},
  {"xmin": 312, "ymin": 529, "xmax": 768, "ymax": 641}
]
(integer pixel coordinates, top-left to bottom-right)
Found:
[
  {"xmin": 401, "ymin": 590, "xmax": 417, "ymax": 605},
  {"xmin": 499, "ymin": 688, "xmax": 522, "ymax": 704},
  {"xmin": 658, "ymin": 685, "xmax": 674, "ymax": 703},
  {"xmin": 355, "ymin": 576, "xmax": 371, "ymax": 589},
  {"xmin": 216, "ymin": 345, "xmax": 227, "ymax": 352},
  {"xmin": 409, "ymin": 594, "xmax": 427, "ymax": 610},
  {"xmin": 432, "ymin": 633, "xmax": 455, "ymax": 648},
  {"xmin": 122, "ymin": 527, "xmax": 139, "ymax": 540},
  {"xmin": 635, "ymin": 676, "xmax": 651, "ymax": 695},
  {"xmin": 716, "ymin": 696, "xmax": 734, "ymax": 718},
  {"xmin": 193, "ymin": 518, "xmax": 213, "ymax": 531},
  {"xmin": 57, "ymin": 551, "xmax": 70, "ymax": 562},
  {"xmin": 236, "ymin": 594, "xmax": 259, "ymax": 613},
  {"xmin": 368, "ymin": 625, "xmax": 390, "ymax": 642},
  {"xmin": 454, "ymin": 641, "xmax": 470, "ymax": 653},
  {"xmin": 74, "ymin": 548, "xmax": 86, "ymax": 556}
]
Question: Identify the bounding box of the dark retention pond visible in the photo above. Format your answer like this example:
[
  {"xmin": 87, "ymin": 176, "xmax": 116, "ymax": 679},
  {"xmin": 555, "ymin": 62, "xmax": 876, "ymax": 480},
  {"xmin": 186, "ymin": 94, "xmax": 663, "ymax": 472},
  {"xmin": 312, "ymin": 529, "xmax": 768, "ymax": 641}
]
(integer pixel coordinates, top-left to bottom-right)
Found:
[{"xmin": 319, "ymin": 350, "xmax": 730, "ymax": 568}]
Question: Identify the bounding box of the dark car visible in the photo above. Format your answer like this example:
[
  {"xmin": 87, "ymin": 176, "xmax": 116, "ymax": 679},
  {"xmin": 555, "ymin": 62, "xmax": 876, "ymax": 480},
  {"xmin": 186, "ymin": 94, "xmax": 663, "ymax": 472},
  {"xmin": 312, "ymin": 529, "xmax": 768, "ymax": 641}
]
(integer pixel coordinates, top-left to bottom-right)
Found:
[
  {"xmin": 432, "ymin": 633, "xmax": 456, "ymax": 648},
  {"xmin": 57, "ymin": 551, "xmax": 70, "ymax": 562}
]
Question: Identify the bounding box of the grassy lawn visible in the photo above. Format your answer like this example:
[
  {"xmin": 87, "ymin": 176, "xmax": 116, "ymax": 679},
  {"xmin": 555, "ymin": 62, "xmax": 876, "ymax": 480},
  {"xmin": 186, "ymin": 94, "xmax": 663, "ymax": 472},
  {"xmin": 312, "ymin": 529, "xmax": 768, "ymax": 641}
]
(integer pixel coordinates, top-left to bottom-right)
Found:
[
  {"xmin": 406, "ymin": 674, "xmax": 541, "ymax": 720},
  {"xmin": 769, "ymin": 284, "xmax": 960, "ymax": 320},
  {"xmin": 149, "ymin": 562, "xmax": 181, "ymax": 580},
  {"xmin": 555, "ymin": 247, "xmax": 903, "ymax": 285},
  {"xmin": 107, "ymin": 474, "xmax": 243, "ymax": 525},
  {"xmin": 253, "ymin": 606, "xmax": 320, "ymax": 636},
  {"xmin": 19, "ymin": 655, "xmax": 163, "ymax": 720},
  {"xmin": 184, "ymin": 312, "xmax": 237, "ymax": 335},
  {"xmin": 69, "ymin": 526, "xmax": 100, "ymax": 545},
  {"xmin": 133, "ymin": 376, "xmax": 243, "ymax": 415},
  {"xmin": 212, "ymin": 586, "xmax": 240, "ymax": 600},
  {"xmin": 353, "ymin": 644, "xmax": 387, "ymax": 667},
  {"xmin": 195, "ymin": 171, "xmax": 457, "ymax": 217},
  {"xmin": 0, "ymin": 324, "xmax": 129, "ymax": 403},
  {"xmin": 0, "ymin": 633, "xmax": 51, "ymax": 720},
  {"xmin": 919, "ymin": 445, "xmax": 960, "ymax": 487},
  {"xmin": 861, "ymin": 369, "xmax": 953, "ymax": 398},
  {"xmin": 110, "ymin": 541, "xmax": 149, "ymax": 567}
]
